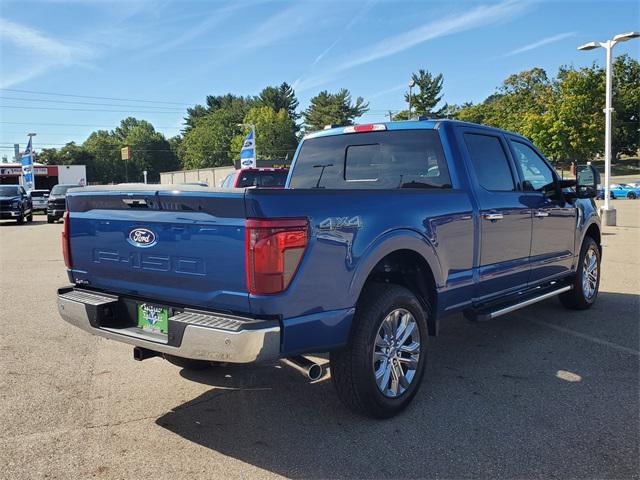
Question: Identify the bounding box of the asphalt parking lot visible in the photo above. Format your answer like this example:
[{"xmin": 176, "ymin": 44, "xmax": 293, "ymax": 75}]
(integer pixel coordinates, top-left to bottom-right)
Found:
[{"xmin": 1, "ymin": 202, "xmax": 638, "ymax": 480}]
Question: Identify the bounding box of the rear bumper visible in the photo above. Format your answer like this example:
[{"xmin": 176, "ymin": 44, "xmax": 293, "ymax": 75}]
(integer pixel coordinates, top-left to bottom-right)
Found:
[
  {"xmin": 48, "ymin": 209, "xmax": 65, "ymax": 219},
  {"xmin": 57, "ymin": 287, "xmax": 280, "ymax": 363}
]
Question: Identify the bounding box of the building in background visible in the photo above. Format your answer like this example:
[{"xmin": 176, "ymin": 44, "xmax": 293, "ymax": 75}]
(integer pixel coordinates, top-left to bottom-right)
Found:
[
  {"xmin": 0, "ymin": 162, "xmax": 87, "ymax": 189},
  {"xmin": 160, "ymin": 165, "xmax": 235, "ymax": 187}
]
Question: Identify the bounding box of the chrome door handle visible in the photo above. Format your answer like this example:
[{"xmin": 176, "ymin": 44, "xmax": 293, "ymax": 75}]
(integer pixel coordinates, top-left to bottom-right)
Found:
[
  {"xmin": 483, "ymin": 213, "xmax": 504, "ymax": 221},
  {"xmin": 534, "ymin": 210, "xmax": 550, "ymax": 218}
]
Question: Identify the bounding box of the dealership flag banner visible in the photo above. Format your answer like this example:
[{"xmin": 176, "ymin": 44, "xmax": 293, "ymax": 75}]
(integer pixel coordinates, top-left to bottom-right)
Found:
[
  {"xmin": 239, "ymin": 128, "xmax": 256, "ymax": 169},
  {"xmin": 21, "ymin": 137, "xmax": 34, "ymax": 192}
]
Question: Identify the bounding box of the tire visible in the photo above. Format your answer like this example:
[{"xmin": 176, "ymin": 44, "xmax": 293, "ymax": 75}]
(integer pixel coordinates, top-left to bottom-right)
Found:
[
  {"xmin": 610, "ymin": 192, "xmax": 615, "ymax": 199},
  {"xmin": 560, "ymin": 236, "xmax": 600, "ymax": 310},
  {"xmin": 330, "ymin": 283, "xmax": 429, "ymax": 418},
  {"xmin": 16, "ymin": 210, "xmax": 24, "ymax": 224},
  {"xmin": 47, "ymin": 215, "xmax": 54, "ymax": 224},
  {"xmin": 163, "ymin": 354, "xmax": 212, "ymax": 370},
  {"xmin": 627, "ymin": 192, "xmax": 636, "ymax": 200},
  {"xmin": 27, "ymin": 212, "xmax": 33, "ymax": 222}
]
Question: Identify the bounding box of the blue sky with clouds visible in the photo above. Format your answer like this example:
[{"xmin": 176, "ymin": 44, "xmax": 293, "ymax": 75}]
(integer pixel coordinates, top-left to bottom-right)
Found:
[{"xmin": 0, "ymin": 0, "xmax": 638, "ymax": 153}]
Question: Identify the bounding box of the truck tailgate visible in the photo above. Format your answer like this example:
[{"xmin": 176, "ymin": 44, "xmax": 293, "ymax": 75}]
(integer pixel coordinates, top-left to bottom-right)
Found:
[{"xmin": 66, "ymin": 187, "xmax": 250, "ymax": 314}]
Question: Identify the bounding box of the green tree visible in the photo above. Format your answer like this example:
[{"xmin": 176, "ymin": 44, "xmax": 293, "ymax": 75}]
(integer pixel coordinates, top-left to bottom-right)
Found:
[
  {"xmin": 404, "ymin": 69, "xmax": 447, "ymax": 116},
  {"xmin": 258, "ymin": 82, "xmax": 300, "ymax": 122},
  {"xmin": 230, "ymin": 106, "xmax": 298, "ymax": 162},
  {"xmin": 183, "ymin": 94, "xmax": 255, "ymax": 134},
  {"xmin": 36, "ymin": 148, "xmax": 61, "ymax": 165},
  {"xmin": 612, "ymin": 54, "xmax": 640, "ymax": 157},
  {"xmin": 118, "ymin": 118, "xmax": 179, "ymax": 182},
  {"xmin": 303, "ymin": 89, "xmax": 369, "ymax": 131},
  {"xmin": 180, "ymin": 109, "xmax": 238, "ymax": 169},
  {"xmin": 83, "ymin": 130, "xmax": 122, "ymax": 183}
]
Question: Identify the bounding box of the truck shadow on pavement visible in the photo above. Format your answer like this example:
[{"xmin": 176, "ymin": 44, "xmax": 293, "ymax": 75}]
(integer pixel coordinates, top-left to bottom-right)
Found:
[{"xmin": 156, "ymin": 293, "xmax": 639, "ymax": 479}]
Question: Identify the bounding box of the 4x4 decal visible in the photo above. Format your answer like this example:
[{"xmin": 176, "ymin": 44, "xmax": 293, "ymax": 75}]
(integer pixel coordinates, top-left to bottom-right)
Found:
[{"xmin": 318, "ymin": 216, "xmax": 362, "ymax": 230}]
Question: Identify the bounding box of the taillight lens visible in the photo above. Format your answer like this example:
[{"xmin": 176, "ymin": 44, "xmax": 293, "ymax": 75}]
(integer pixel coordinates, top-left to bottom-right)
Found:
[
  {"xmin": 246, "ymin": 218, "xmax": 308, "ymax": 295},
  {"xmin": 62, "ymin": 211, "xmax": 72, "ymax": 269},
  {"xmin": 343, "ymin": 124, "xmax": 386, "ymax": 133}
]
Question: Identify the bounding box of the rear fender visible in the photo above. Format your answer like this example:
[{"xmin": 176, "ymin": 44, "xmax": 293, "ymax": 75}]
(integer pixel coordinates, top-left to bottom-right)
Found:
[{"xmin": 348, "ymin": 228, "xmax": 444, "ymax": 304}]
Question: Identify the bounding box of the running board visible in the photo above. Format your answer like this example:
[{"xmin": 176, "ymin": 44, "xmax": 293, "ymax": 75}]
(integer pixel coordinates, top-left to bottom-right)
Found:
[{"xmin": 467, "ymin": 285, "xmax": 572, "ymax": 322}]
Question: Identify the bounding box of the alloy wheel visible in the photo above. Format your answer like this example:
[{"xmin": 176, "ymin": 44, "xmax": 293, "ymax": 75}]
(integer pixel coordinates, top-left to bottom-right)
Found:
[
  {"xmin": 373, "ymin": 308, "xmax": 421, "ymax": 398},
  {"xmin": 582, "ymin": 246, "xmax": 599, "ymax": 299}
]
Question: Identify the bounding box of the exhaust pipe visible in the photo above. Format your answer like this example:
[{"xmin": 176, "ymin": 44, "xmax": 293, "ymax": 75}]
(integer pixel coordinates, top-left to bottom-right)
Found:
[
  {"xmin": 282, "ymin": 356, "xmax": 324, "ymax": 381},
  {"xmin": 133, "ymin": 347, "xmax": 160, "ymax": 361}
]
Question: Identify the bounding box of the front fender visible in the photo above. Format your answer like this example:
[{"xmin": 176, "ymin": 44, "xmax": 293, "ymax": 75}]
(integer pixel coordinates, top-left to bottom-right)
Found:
[
  {"xmin": 348, "ymin": 228, "xmax": 444, "ymax": 300},
  {"xmin": 575, "ymin": 199, "xmax": 601, "ymax": 254}
]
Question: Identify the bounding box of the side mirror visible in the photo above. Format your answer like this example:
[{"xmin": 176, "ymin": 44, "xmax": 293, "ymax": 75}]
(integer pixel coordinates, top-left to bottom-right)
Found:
[{"xmin": 576, "ymin": 165, "xmax": 600, "ymax": 199}]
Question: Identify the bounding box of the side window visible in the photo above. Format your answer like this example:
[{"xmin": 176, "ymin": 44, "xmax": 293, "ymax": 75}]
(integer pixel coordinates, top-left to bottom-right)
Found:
[
  {"xmin": 222, "ymin": 173, "xmax": 235, "ymax": 188},
  {"xmin": 464, "ymin": 133, "xmax": 515, "ymax": 192},
  {"xmin": 510, "ymin": 141, "xmax": 555, "ymax": 192}
]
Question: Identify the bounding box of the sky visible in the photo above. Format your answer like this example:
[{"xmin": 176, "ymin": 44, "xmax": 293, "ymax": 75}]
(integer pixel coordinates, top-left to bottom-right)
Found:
[{"xmin": 0, "ymin": 0, "xmax": 638, "ymax": 157}]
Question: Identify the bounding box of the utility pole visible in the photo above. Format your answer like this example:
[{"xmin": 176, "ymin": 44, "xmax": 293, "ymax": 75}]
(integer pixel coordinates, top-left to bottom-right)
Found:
[
  {"xmin": 408, "ymin": 78, "xmax": 416, "ymax": 119},
  {"xmin": 388, "ymin": 111, "xmax": 394, "ymax": 122}
]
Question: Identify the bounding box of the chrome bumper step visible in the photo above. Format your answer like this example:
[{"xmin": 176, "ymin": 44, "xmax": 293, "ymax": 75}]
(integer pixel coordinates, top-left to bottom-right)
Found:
[{"xmin": 57, "ymin": 287, "xmax": 280, "ymax": 363}]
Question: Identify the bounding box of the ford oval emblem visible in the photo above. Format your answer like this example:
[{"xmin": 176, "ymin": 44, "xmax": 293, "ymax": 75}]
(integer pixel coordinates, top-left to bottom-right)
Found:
[{"xmin": 128, "ymin": 227, "xmax": 157, "ymax": 248}]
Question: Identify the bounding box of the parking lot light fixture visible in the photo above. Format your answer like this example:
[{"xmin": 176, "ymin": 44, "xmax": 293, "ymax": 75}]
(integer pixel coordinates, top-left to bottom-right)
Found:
[{"xmin": 577, "ymin": 31, "xmax": 640, "ymax": 226}]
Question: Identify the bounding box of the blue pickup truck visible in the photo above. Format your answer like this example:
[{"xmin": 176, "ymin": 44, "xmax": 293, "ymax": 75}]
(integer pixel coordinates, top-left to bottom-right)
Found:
[{"xmin": 57, "ymin": 119, "xmax": 601, "ymax": 418}]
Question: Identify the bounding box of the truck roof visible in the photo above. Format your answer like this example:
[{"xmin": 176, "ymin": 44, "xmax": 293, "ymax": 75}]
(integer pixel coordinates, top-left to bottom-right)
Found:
[{"xmin": 304, "ymin": 118, "xmax": 528, "ymax": 142}]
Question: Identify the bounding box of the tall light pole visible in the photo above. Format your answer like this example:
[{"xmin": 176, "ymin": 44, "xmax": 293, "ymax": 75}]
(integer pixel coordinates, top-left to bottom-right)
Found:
[
  {"xmin": 408, "ymin": 78, "xmax": 416, "ymax": 119},
  {"xmin": 578, "ymin": 31, "xmax": 639, "ymax": 226}
]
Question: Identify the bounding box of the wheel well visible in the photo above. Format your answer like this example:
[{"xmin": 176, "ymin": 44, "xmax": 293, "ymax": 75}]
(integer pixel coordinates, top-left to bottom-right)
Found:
[
  {"xmin": 360, "ymin": 249, "xmax": 438, "ymax": 336},
  {"xmin": 585, "ymin": 223, "xmax": 601, "ymax": 251}
]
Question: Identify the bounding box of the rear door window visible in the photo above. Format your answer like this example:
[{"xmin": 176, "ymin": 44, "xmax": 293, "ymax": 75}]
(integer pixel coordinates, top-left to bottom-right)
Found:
[
  {"xmin": 463, "ymin": 133, "xmax": 515, "ymax": 192},
  {"xmin": 289, "ymin": 130, "xmax": 451, "ymax": 189}
]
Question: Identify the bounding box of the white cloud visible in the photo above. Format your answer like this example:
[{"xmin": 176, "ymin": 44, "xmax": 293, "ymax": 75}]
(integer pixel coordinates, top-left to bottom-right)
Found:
[
  {"xmin": 368, "ymin": 83, "xmax": 407, "ymax": 100},
  {"xmin": 295, "ymin": 0, "xmax": 531, "ymax": 92},
  {"xmin": 503, "ymin": 31, "xmax": 576, "ymax": 57},
  {"xmin": 0, "ymin": 17, "xmax": 94, "ymax": 87},
  {"xmin": 311, "ymin": 0, "xmax": 378, "ymax": 67},
  {"xmin": 144, "ymin": 2, "xmax": 256, "ymax": 55}
]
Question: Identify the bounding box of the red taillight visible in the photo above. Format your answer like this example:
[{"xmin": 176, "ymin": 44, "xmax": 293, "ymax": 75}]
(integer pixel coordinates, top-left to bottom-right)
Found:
[
  {"xmin": 245, "ymin": 218, "xmax": 308, "ymax": 295},
  {"xmin": 62, "ymin": 211, "xmax": 72, "ymax": 269},
  {"xmin": 343, "ymin": 124, "xmax": 386, "ymax": 133}
]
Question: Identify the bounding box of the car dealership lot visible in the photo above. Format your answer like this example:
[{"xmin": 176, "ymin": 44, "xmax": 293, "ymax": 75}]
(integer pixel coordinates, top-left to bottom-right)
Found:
[{"xmin": 1, "ymin": 204, "xmax": 638, "ymax": 480}]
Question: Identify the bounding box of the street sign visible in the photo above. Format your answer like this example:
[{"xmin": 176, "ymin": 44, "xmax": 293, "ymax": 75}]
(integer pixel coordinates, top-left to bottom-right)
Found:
[{"xmin": 121, "ymin": 146, "xmax": 132, "ymax": 160}]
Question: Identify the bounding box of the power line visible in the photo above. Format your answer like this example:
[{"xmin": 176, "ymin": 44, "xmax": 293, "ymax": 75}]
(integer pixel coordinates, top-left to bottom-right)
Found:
[
  {"xmin": 0, "ymin": 96, "xmax": 189, "ymax": 111},
  {"xmin": 0, "ymin": 105, "xmax": 185, "ymax": 114},
  {"xmin": 0, "ymin": 121, "xmax": 181, "ymax": 129},
  {"xmin": 0, "ymin": 88, "xmax": 194, "ymax": 106}
]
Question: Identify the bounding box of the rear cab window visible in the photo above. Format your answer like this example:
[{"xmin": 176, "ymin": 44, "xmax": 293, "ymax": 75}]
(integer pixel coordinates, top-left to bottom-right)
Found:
[
  {"xmin": 30, "ymin": 190, "xmax": 49, "ymax": 198},
  {"xmin": 289, "ymin": 129, "xmax": 451, "ymax": 189},
  {"xmin": 51, "ymin": 185, "xmax": 75, "ymax": 195}
]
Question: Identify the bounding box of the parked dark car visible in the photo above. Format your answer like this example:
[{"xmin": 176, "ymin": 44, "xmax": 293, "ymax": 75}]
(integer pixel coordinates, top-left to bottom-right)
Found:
[
  {"xmin": 47, "ymin": 184, "xmax": 79, "ymax": 223},
  {"xmin": 0, "ymin": 185, "xmax": 33, "ymax": 224},
  {"xmin": 221, "ymin": 168, "xmax": 289, "ymax": 188}
]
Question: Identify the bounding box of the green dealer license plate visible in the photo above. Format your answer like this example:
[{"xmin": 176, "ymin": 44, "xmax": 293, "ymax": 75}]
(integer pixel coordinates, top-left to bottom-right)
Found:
[{"xmin": 137, "ymin": 304, "xmax": 169, "ymax": 334}]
